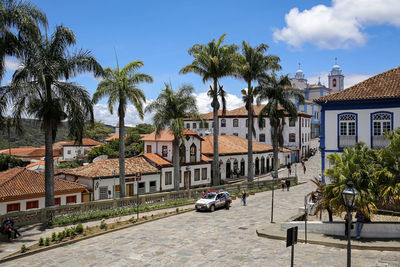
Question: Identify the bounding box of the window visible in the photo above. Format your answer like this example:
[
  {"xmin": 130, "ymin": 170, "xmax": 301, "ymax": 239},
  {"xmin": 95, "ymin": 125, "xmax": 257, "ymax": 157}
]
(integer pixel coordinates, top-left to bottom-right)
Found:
[
  {"xmin": 146, "ymin": 145, "xmax": 151, "ymax": 153},
  {"xmin": 221, "ymin": 133, "xmax": 226, "ymax": 135},
  {"xmin": 138, "ymin": 182, "xmax": 145, "ymax": 194},
  {"xmin": 202, "ymin": 168, "xmax": 207, "ymax": 180},
  {"xmin": 302, "ymin": 133, "xmax": 304, "ymax": 142},
  {"xmin": 66, "ymin": 195, "xmax": 77, "ymax": 204},
  {"xmin": 26, "ymin": 200, "xmax": 39, "ymax": 210},
  {"xmin": 302, "ymin": 118, "xmax": 304, "ymax": 127},
  {"xmin": 333, "ymin": 78, "xmax": 337, "ymax": 87},
  {"xmin": 259, "ymin": 134, "xmax": 265, "ymax": 142},
  {"xmin": 221, "ymin": 119, "xmax": 226, "ymax": 127},
  {"xmin": 233, "ymin": 119, "xmax": 239, "ymax": 127},
  {"xmin": 338, "ymin": 113, "xmax": 357, "ymax": 148},
  {"xmin": 246, "ymin": 134, "xmax": 248, "ymax": 139},
  {"xmin": 186, "ymin": 123, "xmax": 190, "ymax": 129},
  {"xmin": 200, "ymin": 121, "xmax": 209, "ymax": 128},
  {"xmin": 7, "ymin": 203, "xmax": 20, "ymax": 213},
  {"xmin": 372, "ymin": 112, "xmax": 392, "ymax": 148},
  {"xmin": 194, "ymin": 169, "xmax": 200, "ymax": 181},
  {"xmin": 233, "ymin": 133, "xmax": 238, "ymax": 136},
  {"xmin": 180, "ymin": 145, "xmax": 186, "ymax": 163},
  {"xmin": 190, "ymin": 144, "xmax": 196, "ymax": 162},
  {"xmin": 259, "ymin": 119, "xmax": 266, "ymax": 128},
  {"xmin": 55, "ymin": 197, "xmax": 61, "ymax": 206},
  {"xmin": 162, "ymin": 146, "xmax": 168, "ymax": 157},
  {"xmin": 67, "ymin": 150, "xmax": 71, "ymax": 155},
  {"xmin": 289, "ymin": 133, "xmax": 296, "ymax": 142},
  {"xmin": 246, "ymin": 119, "xmax": 248, "ymax": 128},
  {"xmin": 199, "ymin": 133, "xmax": 203, "ymax": 137},
  {"xmin": 165, "ymin": 171, "xmax": 172, "ymax": 185},
  {"xmin": 192, "ymin": 123, "xmax": 197, "ymax": 129},
  {"xmin": 289, "ymin": 118, "xmax": 296, "ymax": 127}
]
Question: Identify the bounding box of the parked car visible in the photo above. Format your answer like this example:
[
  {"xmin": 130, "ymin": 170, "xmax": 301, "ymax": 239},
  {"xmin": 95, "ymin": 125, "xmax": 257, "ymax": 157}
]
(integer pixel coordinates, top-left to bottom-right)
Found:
[{"xmin": 195, "ymin": 190, "xmax": 232, "ymax": 212}]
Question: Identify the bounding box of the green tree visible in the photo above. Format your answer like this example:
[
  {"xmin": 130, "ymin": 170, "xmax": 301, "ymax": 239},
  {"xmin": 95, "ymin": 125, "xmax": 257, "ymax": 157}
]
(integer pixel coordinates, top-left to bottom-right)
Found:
[
  {"xmin": 324, "ymin": 143, "xmax": 378, "ymax": 218},
  {"xmin": 6, "ymin": 26, "xmax": 103, "ymax": 207},
  {"xmin": 88, "ymin": 139, "xmax": 119, "ymax": 162},
  {"xmin": 235, "ymin": 41, "xmax": 280, "ymax": 182},
  {"xmin": 180, "ymin": 34, "xmax": 237, "ymax": 186},
  {"xmin": 83, "ymin": 120, "xmax": 112, "ymax": 142},
  {"xmin": 129, "ymin": 123, "xmax": 154, "ymax": 135},
  {"xmin": 0, "ymin": 153, "xmax": 23, "ymax": 171},
  {"xmin": 145, "ymin": 83, "xmax": 199, "ymax": 191},
  {"xmin": 93, "ymin": 61, "xmax": 152, "ymax": 198},
  {"xmin": 257, "ymin": 74, "xmax": 304, "ymax": 177}
]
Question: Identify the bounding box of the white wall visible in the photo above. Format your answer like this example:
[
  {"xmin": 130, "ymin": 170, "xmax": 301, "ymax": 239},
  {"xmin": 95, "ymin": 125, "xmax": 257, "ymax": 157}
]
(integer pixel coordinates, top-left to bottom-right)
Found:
[
  {"xmin": 63, "ymin": 146, "xmax": 91, "ymax": 160},
  {"xmin": 161, "ymin": 164, "xmax": 211, "ymax": 191},
  {"xmin": 0, "ymin": 193, "xmax": 82, "ymax": 215}
]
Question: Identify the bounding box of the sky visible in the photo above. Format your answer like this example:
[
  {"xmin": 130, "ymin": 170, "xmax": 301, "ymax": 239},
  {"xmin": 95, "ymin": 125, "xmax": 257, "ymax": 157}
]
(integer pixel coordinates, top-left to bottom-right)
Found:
[{"xmin": 3, "ymin": 0, "xmax": 400, "ymax": 126}]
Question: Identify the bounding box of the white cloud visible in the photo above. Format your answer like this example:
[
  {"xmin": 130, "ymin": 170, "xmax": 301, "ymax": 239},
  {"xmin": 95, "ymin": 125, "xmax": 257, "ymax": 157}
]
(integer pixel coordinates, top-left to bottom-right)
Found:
[
  {"xmin": 4, "ymin": 58, "xmax": 20, "ymax": 71},
  {"xmin": 273, "ymin": 0, "xmax": 400, "ymax": 49},
  {"xmin": 194, "ymin": 92, "xmax": 244, "ymax": 114},
  {"xmin": 307, "ymin": 71, "xmax": 372, "ymax": 88}
]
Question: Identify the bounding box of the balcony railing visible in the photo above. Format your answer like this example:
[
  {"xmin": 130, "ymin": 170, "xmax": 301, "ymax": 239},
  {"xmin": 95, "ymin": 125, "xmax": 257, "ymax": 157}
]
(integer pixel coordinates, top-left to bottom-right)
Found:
[
  {"xmin": 372, "ymin": 135, "xmax": 390, "ymax": 149},
  {"xmin": 339, "ymin": 136, "xmax": 356, "ymax": 148}
]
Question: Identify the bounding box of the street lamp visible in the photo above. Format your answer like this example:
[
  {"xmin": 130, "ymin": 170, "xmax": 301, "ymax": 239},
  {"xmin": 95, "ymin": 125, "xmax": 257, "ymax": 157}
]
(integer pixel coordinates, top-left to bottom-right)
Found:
[
  {"xmin": 112, "ymin": 170, "xmax": 116, "ymax": 200},
  {"xmin": 341, "ymin": 181, "xmax": 359, "ymax": 267}
]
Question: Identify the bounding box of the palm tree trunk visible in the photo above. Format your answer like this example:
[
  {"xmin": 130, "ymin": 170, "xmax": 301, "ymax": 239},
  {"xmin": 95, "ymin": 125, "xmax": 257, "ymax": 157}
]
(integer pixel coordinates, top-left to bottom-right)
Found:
[
  {"xmin": 119, "ymin": 108, "xmax": 126, "ymax": 198},
  {"xmin": 173, "ymin": 138, "xmax": 180, "ymax": 191},
  {"xmin": 44, "ymin": 120, "xmax": 54, "ymax": 207},
  {"xmin": 212, "ymin": 78, "xmax": 220, "ymax": 186},
  {"xmin": 247, "ymin": 100, "xmax": 254, "ymax": 182},
  {"xmin": 7, "ymin": 126, "xmax": 11, "ymax": 156}
]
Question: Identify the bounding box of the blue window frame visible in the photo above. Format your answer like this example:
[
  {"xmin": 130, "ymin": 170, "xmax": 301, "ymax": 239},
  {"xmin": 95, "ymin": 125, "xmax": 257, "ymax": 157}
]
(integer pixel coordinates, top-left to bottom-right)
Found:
[
  {"xmin": 337, "ymin": 112, "xmax": 358, "ymax": 148},
  {"xmin": 370, "ymin": 111, "xmax": 393, "ymax": 149}
]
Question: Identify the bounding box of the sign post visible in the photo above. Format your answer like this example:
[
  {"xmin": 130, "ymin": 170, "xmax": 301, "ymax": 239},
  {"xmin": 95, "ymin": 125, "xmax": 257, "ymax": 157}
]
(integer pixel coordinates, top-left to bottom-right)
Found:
[
  {"xmin": 304, "ymin": 195, "xmax": 308, "ymax": 244},
  {"xmin": 136, "ymin": 172, "xmax": 142, "ymax": 220},
  {"xmin": 286, "ymin": 226, "xmax": 298, "ymax": 267}
]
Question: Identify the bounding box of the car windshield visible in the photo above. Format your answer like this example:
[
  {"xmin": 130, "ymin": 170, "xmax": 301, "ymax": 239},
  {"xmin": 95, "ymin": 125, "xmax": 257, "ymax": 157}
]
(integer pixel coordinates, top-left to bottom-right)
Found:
[{"xmin": 203, "ymin": 193, "xmax": 216, "ymax": 199}]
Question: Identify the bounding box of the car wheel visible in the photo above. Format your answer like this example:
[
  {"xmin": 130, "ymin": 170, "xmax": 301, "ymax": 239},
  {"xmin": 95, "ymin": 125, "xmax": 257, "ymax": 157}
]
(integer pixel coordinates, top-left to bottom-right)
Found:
[{"xmin": 210, "ymin": 205, "xmax": 215, "ymax": 212}]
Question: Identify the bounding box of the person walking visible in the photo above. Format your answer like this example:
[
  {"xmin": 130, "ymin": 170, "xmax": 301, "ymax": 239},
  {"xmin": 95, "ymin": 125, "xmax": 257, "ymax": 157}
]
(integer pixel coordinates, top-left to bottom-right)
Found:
[
  {"xmin": 355, "ymin": 211, "xmax": 365, "ymax": 239},
  {"xmin": 303, "ymin": 165, "xmax": 307, "ymax": 174},
  {"xmin": 285, "ymin": 179, "xmax": 291, "ymax": 191},
  {"xmin": 281, "ymin": 179, "xmax": 285, "ymax": 191},
  {"xmin": 202, "ymin": 190, "xmax": 206, "ymax": 197},
  {"xmin": 242, "ymin": 190, "xmax": 247, "ymax": 206}
]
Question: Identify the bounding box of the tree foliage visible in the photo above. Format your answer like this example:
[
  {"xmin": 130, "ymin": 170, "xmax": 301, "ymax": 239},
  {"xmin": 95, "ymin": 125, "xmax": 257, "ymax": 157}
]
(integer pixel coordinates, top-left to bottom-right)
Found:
[
  {"xmin": 0, "ymin": 153, "xmax": 23, "ymax": 171},
  {"xmin": 83, "ymin": 121, "xmax": 112, "ymax": 142}
]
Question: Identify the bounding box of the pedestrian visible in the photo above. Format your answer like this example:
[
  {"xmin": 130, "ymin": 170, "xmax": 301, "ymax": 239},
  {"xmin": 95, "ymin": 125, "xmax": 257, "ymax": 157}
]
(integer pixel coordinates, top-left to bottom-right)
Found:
[
  {"xmin": 285, "ymin": 179, "xmax": 291, "ymax": 191},
  {"xmin": 242, "ymin": 190, "xmax": 247, "ymax": 206},
  {"xmin": 355, "ymin": 210, "xmax": 365, "ymax": 239},
  {"xmin": 202, "ymin": 190, "xmax": 206, "ymax": 197},
  {"xmin": 303, "ymin": 165, "xmax": 306, "ymax": 174},
  {"xmin": 281, "ymin": 179, "xmax": 285, "ymax": 191},
  {"xmin": 2, "ymin": 218, "xmax": 21, "ymax": 240},
  {"xmin": 301, "ymin": 158, "xmax": 304, "ymax": 166},
  {"xmin": 289, "ymin": 166, "xmax": 292, "ymax": 175}
]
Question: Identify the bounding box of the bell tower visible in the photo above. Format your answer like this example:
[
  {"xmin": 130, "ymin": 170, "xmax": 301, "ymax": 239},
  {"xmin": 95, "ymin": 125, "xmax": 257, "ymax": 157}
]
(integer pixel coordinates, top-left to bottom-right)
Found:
[{"xmin": 328, "ymin": 57, "xmax": 344, "ymax": 93}]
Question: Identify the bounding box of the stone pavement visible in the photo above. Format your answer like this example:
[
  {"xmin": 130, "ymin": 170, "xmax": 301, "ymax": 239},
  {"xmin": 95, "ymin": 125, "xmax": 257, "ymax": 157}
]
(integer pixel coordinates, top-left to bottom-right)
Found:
[{"xmin": 3, "ymin": 148, "xmax": 400, "ymax": 266}]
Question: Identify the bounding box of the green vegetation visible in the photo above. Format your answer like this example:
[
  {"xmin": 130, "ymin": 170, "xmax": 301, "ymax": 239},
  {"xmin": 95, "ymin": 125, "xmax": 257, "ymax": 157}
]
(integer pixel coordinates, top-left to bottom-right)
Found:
[
  {"xmin": 20, "ymin": 244, "xmax": 27, "ymax": 253},
  {"xmin": 56, "ymin": 158, "xmax": 83, "ymax": 169},
  {"xmin": 0, "ymin": 154, "xmax": 23, "ymax": 171},
  {"xmin": 45, "ymin": 237, "xmax": 50, "ymax": 246},
  {"xmin": 83, "ymin": 121, "xmax": 113, "ymax": 142},
  {"xmin": 38, "ymin": 237, "xmax": 44, "ymax": 246}
]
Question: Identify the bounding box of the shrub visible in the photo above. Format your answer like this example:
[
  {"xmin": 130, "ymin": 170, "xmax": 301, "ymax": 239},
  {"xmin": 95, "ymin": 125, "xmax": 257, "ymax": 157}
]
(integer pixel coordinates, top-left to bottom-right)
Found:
[
  {"xmin": 100, "ymin": 219, "xmax": 107, "ymax": 230},
  {"xmin": 51, "ymin": 232, "xmax": 56, "ymax": 242},
  {"xmin": 176, "ymin": 207, "xmax": 179, "ymax": 213},
  {"xmin": 45, "ymin": 237, "xmax": 50, "ymax": 246},
  {"xmin": 38, "ymin": 237, "xmax": 44, "ymax": 246},
  {"xmin": 21, "ymin": 244, "xmax": 27, "ymax": 253},
  {"xmin": 75, "ymin": 223, "xmax": 83, "ymax": 234}
]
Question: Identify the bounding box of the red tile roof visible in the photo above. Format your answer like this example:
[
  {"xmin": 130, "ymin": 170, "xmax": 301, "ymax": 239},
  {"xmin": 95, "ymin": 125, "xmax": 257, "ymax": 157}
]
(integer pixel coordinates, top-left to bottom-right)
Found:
[
  {"xmin": 141, "ymin": 129, "xmax": 203, "ymax": 142},
  {"xmin": 315, "ymin": 66, "xmax": 400, "ymax": 102},
  {"xmin": 25, "ymin": 160, "xmax": 45, "ymax": 169},
  {"xmin": 0, "ymin": 167, "xmax": 86, "ymax": 202},
  {"xmin": 62, "ymin": 138, "xmax": 103, "ymax": 146},
  {"xmin": 0, "ymin": 147, "xmax": 60, "ymax": 159},
  {"xmin": 201, "ymin": 154, "xmax": 213, "ymax": 162},
  {"xmin": 142, "ymin": 153, "xmax": 172, "ymax": 167},
  {"xmin": 105, "ymin": 133, "xmax": 119, "ymax": 142},
  {"xmin": 201, "ymin": 135, "xmax": 273, "ymax": 155},
  {"xmin": 57, "ymin": 156, "xmax": 159, "ymax": 178}
]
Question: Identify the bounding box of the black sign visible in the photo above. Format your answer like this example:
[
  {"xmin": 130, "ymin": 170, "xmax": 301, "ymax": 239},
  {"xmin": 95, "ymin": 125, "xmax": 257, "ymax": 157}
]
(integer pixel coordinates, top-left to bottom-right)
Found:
[{"xmin": 286, "ymin": 226, "xmax": 298, "ymax": 247}]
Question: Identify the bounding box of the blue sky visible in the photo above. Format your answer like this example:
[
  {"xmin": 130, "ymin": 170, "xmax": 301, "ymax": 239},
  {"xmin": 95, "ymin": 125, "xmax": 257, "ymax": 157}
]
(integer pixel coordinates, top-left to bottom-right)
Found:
[{"xmin": 4, "ymin": 0, "xmax": 400, "ymax": 125}]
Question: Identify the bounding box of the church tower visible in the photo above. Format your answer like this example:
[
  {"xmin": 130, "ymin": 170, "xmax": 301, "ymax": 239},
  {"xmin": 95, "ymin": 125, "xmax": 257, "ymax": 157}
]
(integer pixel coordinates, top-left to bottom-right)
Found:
[
  {"xmin": 328, "ymin": 57, "xmax": 344, "ymax": 93},
  {"xmin": 291, "ymin": 63, "xmax": 307, "ymax": 90}
]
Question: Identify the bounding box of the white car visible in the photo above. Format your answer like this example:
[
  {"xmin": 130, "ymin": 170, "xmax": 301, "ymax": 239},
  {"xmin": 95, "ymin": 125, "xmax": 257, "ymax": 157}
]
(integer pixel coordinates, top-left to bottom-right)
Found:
[{"xmin": 195, "ymin": 191, "xmax": 232, "ymax": 212}]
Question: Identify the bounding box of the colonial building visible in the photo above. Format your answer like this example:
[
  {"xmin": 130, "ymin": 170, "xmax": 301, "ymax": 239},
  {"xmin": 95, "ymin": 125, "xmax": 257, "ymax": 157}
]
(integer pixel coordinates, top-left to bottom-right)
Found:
[
  {"xmin": 201, "ymin": 135, "xmax": 291, "ymax": 180},
  {"xmin": 184, "ymin": 104, "xmax": 312, "ymax": 161},
  {"xmin": 0, "ymin": 167, "xmax": 87, "ymax": 214},
  {"xmin": 62, "ymin": 138, "xmax": 103, "ymax": 160},
  {"xmin": 315, "ymin": 66, "xmax": 400, "ymax": 182}
]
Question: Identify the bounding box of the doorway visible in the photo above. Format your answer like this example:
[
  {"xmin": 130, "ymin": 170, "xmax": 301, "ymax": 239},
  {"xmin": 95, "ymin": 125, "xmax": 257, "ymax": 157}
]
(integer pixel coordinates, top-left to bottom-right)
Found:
[
  {"xmin": 184, "ymin": 171, "xmax": 191, "ymax": 189},
  {"xmin": 226, "ymin": 160, "xmax": 231, "ymax": 179},
  {"xmin": 146, "ymin": 145, "xmax": 152, "ymax": 153},
  {"xmin": 240, "ymin": 160, "xmax": 245, "ymax": 176},
  {"xmin": 126, "ymin": 184, "xmax": 133, "ymax": 196},
  {"xmin": 267, "ymin": 158, "xmax": 270, "ymax": 172}
]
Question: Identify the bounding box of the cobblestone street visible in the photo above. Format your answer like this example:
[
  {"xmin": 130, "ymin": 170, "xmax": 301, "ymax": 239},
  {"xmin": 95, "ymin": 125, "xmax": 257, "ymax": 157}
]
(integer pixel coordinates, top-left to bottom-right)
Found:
[{"xmin": 4, "ymin": 143, "xmax": 400, "ymax": 266}]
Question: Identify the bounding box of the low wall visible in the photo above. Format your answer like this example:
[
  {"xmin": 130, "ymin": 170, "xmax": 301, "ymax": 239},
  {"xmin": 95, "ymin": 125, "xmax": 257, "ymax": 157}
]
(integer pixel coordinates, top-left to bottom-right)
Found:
[
  {"xmin": 281, "ymin": 221, "xmax": 400, "ymax": 239},
  {"xmin": 1, "ymin": 176, "xmax": 297, "ymax": 227}
]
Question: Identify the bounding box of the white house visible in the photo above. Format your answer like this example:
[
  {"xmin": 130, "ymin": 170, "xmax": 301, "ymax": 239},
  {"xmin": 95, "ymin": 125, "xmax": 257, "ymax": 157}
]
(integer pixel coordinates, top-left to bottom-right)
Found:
[
  {"xmin": 184, "ymin": 104, "xmax": 312, "ymax": 161},
  {"xmin": 315, "ymin": 66, "xmax": 400, "ymax": 183},
  {"xmin": 201, "ymin": 135, "xmax": 291, "ymax": 180},
  {"xmin": 62, "ymin": 138, "xmax": 103, "ymax": 160},
  {"xmin": 0, "ymin": 167, "xmax": 87, "ymax": 214},
  {"xmin": 141, "ymin": 129, "xmax": 212, "ymax": 190}
]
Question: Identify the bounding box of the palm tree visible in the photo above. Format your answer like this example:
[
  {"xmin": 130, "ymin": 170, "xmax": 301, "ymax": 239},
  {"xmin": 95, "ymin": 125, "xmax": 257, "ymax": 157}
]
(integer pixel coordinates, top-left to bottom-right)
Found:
[
  {"xmin": 235, "ymin": 41, "xmax": 280, "ymax": 182},
  {"xmin": 145, "ymin": 83, "xmax": 199, "ymax": 191},
  {"xmin": 2, "ymin": 116, "xmax": 14, "ymax": 155},
  {"xmin": 257, "ymin": 73, "xmax": 304, "ymax": 223},
  {"xmin": 93, "ymin": 61, "xmax": 152, "ymax": 198},
  {"xmin": 6, "ymin": 26, "xmax": 103, "ymax": 207},
  {"xmin": 180, "ymin": 34, "xmax": 237, "ymax": 186},
  {"xmin": 0, "ymin": 0, "xmax": 47, "ymax": 82}
]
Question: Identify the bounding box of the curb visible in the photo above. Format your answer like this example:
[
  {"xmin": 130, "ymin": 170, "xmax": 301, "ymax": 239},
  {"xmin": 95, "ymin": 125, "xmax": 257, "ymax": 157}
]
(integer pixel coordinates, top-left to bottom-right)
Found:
[
  {"xmin": 0, "ymin": 208, "xmax": 195, "ymax": 264},
  {"xmin": 256, "ymin": 230, "xmax": 400, "ymax": 252}
]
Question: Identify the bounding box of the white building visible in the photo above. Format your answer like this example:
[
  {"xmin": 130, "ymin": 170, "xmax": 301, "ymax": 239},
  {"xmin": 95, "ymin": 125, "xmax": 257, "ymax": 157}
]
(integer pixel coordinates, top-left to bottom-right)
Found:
[
  {"xmin": 201, "ymin": 135, "xmax": 291, "ymax": 180},
  {"xmin": 62, "ymin": 138, "xmax": 103, "ymax": 160},
  {"xmin": 315, "ymin": 66, "xmax": 400, "ymax": 183},
  {"xmin": 184, "ymin": 104, "xmax": 312, "ymax": 161},
  {"xmin": 0, "ymin": 167, "xmax": 87, "ymax": 214}
]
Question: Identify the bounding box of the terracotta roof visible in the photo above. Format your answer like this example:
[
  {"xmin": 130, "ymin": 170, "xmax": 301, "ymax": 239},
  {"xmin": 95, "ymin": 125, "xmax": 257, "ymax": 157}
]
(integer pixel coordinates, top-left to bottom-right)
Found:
[
  {"xmin": 0, "ymin": 167, "xmax": 86, "ymax": 201},
  {"xmin": 141, "ymin": 129, "xmax": 203, "ymax": 142},
  {"xmin": 201, "ymin": 154, "xmax": 213, "ymax": 162},
  {"xmin": 40, "ymin": 141, "xmax": 69, "ymax": 151},
  {"xmin": 105, "ymin": 133, "xmax": 119, "ymax": 142},
  {"xmin": 57, "ymin": 156, "xmax": 159, "ymax": 178},
  {"xmin": 0, "ymin": 147, "xmax": 60, "ymax": 159},
  {"xmin": 315, "ymin": 66, "xmax": 400, "ymax": 102},
  {"xmin": 201, "ymin": 135, "xmax": 274, "ymax": 155},
  {"xmin": 62, "ymin": 138, "xmax": 103, "ymax": 147},
  {"xmin": 25, "ymin": 160, "xmax": 45, "ymax": 169},
  {"xmin": 304, "ymin": 100, "xmax": 314, "ymax": 104},
  {"xmin": 142, "ymin": 153, "xmax": 172, "ymax": 167}
]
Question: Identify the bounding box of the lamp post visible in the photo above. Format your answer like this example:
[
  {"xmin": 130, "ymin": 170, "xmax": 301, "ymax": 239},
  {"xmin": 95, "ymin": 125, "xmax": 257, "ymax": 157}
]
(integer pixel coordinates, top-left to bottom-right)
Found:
[
  {"xmin": 113, "ymin": 170, "xmax": 116, "ymax": 200},
  {"xmin": 341, "ymin": 181, "xmax": 359, "ymax": 267}
]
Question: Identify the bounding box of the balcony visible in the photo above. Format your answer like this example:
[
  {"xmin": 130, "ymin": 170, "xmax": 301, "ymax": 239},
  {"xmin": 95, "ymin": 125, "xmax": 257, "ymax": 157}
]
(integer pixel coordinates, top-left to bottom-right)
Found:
[
  {"xmin": 372, "ymin": 135, "xmax": 390, "ymax": 149},
  {"xmin": 339, "ymin": 136, "xmax": 356, "ymax": 148}
]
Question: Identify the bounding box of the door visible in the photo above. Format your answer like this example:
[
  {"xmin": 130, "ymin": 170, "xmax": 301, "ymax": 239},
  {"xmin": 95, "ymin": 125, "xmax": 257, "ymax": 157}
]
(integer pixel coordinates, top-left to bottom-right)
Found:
[
  {"xmin": 184, "ymin": 171, "xmax": 191, "ymax": 189},
  {"xmin": 146, "ymin": 145, "xmax": 152, "ymax": 153},
  {"xmin": 126, "ymin": 184, "xmax": 133, "ymax": 196},
  {"xmin": 267, "ymin": 158, "xmax": 270, "ymax": 172},
  {"xmin": 240, "ymin": 161, "xmax": 245, "ymax": 176},
  {"xmin": 226, "ymin": 161, "xmax": 231, "ymax": 178}
]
